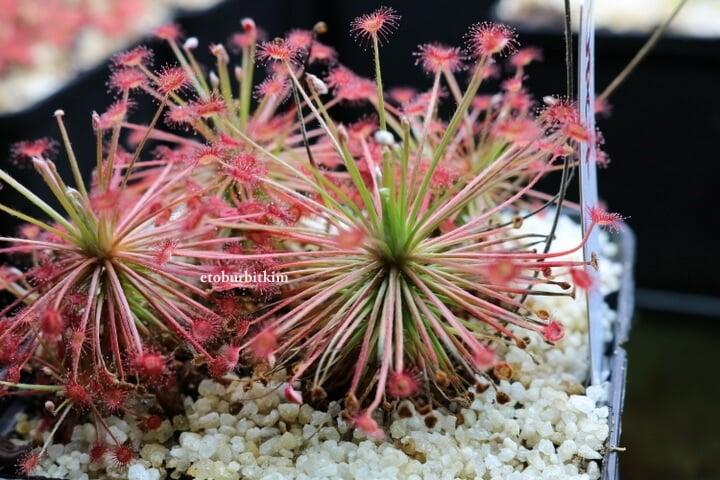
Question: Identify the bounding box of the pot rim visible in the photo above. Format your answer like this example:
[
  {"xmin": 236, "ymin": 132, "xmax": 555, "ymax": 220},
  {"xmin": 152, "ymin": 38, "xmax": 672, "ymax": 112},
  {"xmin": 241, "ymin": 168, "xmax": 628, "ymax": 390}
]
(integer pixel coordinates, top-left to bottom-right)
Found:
[{"xmin": 601, "ymin": 222, "xmax": 635, "ymax": 480}]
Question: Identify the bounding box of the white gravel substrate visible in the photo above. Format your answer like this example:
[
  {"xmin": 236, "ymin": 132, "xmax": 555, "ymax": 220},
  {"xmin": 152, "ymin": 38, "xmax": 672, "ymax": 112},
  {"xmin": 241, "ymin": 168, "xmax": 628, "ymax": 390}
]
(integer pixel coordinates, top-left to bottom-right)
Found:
[{"xmin": 16, "ymin": 214, "xmax": 622, "ymax": 480}]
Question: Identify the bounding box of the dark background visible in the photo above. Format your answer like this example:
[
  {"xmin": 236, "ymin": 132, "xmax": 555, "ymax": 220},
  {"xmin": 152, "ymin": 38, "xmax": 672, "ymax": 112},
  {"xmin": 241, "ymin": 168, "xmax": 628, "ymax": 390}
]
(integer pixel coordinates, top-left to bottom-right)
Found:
[{"xmin": 1, "ymin": 1, "xmax": 718, "ymax": 478}]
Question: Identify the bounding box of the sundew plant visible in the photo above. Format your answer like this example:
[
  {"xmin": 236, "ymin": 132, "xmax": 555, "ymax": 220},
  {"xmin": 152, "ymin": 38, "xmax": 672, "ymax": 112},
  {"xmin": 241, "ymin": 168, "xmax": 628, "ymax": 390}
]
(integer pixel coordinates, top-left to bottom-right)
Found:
[
  {"xmin": 213, "ymin": 8, "xmax": 618, "ymax": 438},
  {"xmin": 0, "ymin": 7, "xmax": 621, "ymax": 472}
]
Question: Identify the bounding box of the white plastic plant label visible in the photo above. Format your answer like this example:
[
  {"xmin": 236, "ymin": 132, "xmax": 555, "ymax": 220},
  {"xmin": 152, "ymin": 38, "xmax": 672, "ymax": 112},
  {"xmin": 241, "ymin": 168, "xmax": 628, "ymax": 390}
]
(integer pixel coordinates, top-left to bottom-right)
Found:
[{"xmin": 578, "ymin": 0, "xmax": 604, "ymax": 386}]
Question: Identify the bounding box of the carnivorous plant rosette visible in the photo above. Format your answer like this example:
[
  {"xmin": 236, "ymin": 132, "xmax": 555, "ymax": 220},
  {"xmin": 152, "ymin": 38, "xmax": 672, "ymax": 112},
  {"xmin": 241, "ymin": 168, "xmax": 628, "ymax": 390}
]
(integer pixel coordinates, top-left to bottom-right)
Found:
[
  {"xmin": 119, "ymin": 20, "xmax": 339, "ymax": 198},
  {"xmin": 0, "ymin": 106, "xmax": 244, "ymax": 471},
  {"xmin": 206, "ymin": 8, "xmax": 618, "ymax": 439}
]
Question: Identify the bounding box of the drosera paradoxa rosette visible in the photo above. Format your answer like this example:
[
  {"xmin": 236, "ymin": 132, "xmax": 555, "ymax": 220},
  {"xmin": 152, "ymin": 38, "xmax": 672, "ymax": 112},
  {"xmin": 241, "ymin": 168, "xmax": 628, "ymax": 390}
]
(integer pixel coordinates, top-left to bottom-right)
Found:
[
  {"xmin": 111, "ymin": 20, "xmax": 344, "ymax": 201},
  {"xmin": 0, "ymin": 6, "xmax": 624, "ymax": 474},
  {"xmin": 195, "ymin": 7, "xmax": 620, "ymax": 440},
  {"xmin": 0, "ymin": 95, "xmax": 251, "ymax": 472}
]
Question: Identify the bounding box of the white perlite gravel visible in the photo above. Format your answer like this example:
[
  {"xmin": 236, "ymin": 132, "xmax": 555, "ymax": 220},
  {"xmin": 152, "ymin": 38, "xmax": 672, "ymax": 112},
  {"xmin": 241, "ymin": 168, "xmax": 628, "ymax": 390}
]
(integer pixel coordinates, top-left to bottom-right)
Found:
[{"xmin": 17, "ymin": 214, "xmax": 622, "ymax": 480}]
